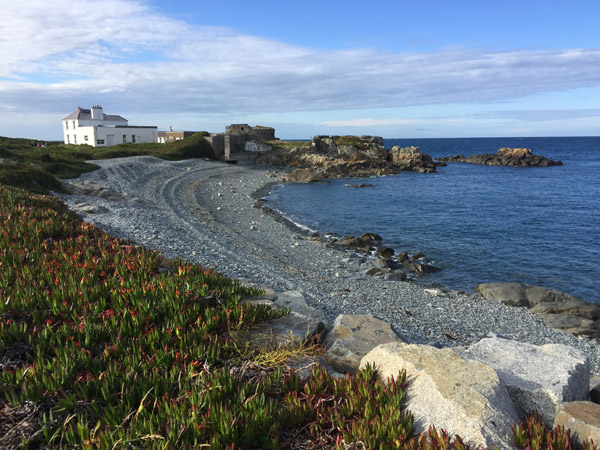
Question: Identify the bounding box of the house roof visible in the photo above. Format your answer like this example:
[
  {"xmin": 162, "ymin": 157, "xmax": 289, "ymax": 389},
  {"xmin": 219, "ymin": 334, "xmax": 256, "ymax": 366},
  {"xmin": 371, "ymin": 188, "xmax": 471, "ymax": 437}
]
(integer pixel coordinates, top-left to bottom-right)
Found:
[{"xmin": 62, "ymin": 108, "xmax": 127, "ymax": 122}]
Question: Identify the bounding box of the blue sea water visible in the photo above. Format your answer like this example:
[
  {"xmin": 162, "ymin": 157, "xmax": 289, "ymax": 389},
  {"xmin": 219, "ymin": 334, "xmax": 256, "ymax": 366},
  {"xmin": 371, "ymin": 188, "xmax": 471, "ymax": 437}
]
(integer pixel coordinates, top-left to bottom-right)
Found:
[{"xmin": 266, "ymin": 137, "xmax": 600, "ymax": 303}]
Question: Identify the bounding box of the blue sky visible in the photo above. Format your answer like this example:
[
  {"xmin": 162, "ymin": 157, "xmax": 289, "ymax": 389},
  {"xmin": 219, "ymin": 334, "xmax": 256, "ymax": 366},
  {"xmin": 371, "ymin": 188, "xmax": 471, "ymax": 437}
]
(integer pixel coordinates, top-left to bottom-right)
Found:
[{"xmin": 1, "ymin": 0, "xmax": 599, "ymax": 139}]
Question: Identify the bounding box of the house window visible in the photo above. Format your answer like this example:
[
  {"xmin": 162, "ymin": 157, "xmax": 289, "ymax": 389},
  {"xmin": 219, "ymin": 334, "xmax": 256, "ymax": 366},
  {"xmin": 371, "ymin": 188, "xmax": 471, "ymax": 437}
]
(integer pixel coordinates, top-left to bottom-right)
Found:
[
  {"xmin": 72, "ymin": 121, "xmax": 75, "ymax": 128},
  {"xmin": 66, "ymin": 135, "xmax": 70, "ymax": 143},
  {"xmin": 74, "ymin": 135, "xmax": 77, "ymax": 143},
  {"xmin": 123, "ymin": 135, "xmax": 127, "ymax": 143},
  {"xmin": 84, "ymin": 135, "xmax": 88, "ymax": 141},
  {"xmin": 97, "ymin": 139, "xmax": 105, "ymax": 145},
  {"xmin": 65, "ymin": 122, "xmax": 68, "ymax": 130},
  {"xmin": 132, "ymin": 135, "xmax": 136, "ymax": 143}
]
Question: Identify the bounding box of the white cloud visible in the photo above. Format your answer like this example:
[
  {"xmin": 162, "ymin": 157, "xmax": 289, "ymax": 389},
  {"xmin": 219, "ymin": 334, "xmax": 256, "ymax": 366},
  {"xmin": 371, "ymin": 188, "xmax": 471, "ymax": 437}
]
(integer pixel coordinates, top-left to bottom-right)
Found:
[{"xmin": 0, "ymin": 0, "xmax": 599, "ymax": 138}]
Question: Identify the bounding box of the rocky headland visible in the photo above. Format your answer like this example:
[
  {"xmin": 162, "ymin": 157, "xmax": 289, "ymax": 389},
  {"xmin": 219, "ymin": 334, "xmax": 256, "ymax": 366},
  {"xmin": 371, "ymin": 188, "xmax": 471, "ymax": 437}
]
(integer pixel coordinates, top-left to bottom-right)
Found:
[
  {"xmin": 437, "ymin": 147, "xmax": 563, "ymax": 167},
  {"xmin": 255, "ymin": 135, "xmax": 437, "ymax": 182}
]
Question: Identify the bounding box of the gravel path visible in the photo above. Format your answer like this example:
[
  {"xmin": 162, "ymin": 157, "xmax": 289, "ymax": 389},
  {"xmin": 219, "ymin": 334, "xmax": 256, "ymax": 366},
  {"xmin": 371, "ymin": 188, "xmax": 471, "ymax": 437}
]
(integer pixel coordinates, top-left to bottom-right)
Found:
[{"xmin": 55, "ymin": 156, "xmax": 600, "ymax": 373}]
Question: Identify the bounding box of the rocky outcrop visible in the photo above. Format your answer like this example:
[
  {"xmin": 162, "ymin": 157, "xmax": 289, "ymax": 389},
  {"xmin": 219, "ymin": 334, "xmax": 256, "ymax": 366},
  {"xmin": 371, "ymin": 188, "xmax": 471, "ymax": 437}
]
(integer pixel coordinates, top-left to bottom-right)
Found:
[
  {"xmin": 461, "ymin": 337, "xmax": 590, "ymax": 425},
  {"xmin": 475, "ymin": 283, "xmax": 600, "ymax": 337},
  {"xmin": 328, "ymin": 232, "xmax": 440, "ymax": 278},
  {"xmin": 360, "ymin": 342, "xmax": 518, "ymax": 449},
  {"xmin": 284, "ymin": 168, "xmax": 324, "ymax": 183},
  {"xmin": 437, "ymin": 148, "xmax": 563, "ymax": 167},
  {"xmin": 257, "ymin": 135, "xmax": 437, "ymax": 180},
  {"xmin": 324, "ymin": 314, "xmax": 402, "ymax": 374},
  {"xmin": 554, "ymin": 402, "xmax": 600, "ymax": 450}
]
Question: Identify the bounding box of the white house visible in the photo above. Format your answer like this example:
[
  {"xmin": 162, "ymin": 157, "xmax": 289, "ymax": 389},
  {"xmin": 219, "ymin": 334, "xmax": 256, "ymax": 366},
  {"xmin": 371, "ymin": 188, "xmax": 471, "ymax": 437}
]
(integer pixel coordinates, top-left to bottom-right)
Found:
[{"xmin": 62, "ymin": 106, "xmax": 158, "ymax": 147}]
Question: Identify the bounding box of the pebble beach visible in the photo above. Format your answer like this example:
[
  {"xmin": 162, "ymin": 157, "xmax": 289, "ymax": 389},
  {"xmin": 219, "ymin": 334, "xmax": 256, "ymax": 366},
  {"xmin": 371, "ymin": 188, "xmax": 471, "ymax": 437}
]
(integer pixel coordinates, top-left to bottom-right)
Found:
[{"xmin": 55, "ymin": 156, "xmax": 600, "ymax": 373}]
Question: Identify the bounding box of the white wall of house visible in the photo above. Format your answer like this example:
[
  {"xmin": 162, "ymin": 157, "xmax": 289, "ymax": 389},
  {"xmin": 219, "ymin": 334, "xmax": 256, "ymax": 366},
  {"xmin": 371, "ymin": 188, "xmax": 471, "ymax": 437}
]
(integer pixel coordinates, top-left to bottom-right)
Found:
[
  {"xmin": 65, "ymin": 126, "xmax": 158, "ymax": 147},
  {"xmin": 62, "ymin": 106, "xmax": 157, "ymax": 147}
]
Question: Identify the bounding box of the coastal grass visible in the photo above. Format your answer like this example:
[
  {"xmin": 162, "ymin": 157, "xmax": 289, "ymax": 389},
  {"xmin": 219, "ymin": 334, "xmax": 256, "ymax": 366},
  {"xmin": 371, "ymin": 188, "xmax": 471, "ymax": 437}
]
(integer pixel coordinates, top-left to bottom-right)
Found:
[{"xmin": 266, "ymin": 139, "xmax": 311, "ymax": 151}]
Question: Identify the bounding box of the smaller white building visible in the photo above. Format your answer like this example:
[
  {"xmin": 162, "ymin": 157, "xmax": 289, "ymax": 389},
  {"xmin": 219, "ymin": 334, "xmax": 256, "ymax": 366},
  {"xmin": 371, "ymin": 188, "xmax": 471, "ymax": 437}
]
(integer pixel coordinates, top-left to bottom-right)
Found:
[{"xmin": 62, "ymin": 106, "xmax": 157, "ymax": 147}]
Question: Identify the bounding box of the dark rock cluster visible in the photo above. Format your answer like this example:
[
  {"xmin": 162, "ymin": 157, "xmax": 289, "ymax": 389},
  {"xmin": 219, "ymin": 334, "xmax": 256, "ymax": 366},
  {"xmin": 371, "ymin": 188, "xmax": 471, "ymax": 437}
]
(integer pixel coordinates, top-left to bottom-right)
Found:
[
  {"xmin": 326, "ymin": 232, "xmax": 441, "ymax": 279},
  {"xmin": 437, "ymin": 147, "xmax": 563, "ymax": 167}
]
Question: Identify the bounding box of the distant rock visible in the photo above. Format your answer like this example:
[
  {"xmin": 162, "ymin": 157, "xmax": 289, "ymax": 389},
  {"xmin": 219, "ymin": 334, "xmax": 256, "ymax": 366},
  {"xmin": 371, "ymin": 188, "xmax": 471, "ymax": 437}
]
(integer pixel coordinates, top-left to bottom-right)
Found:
[
  {"xmin": 257, "ymin": 135, "xmax": 437, "ymax": 178},
  {"xmin": 389, "ymin": 146, "xmax": 436, "ymax": 173},
  {"xmin": 437, "ymin": 147, "xmax": 563, "ymax": 167}
]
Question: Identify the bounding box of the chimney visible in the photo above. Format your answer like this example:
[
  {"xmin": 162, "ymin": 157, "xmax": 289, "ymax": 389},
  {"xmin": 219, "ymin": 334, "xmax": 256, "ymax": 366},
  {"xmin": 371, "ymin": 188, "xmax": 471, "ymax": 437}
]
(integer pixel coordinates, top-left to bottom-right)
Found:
[{"xmin": 91, "ymin": 105, "xmax": 103, "ymax": 120}]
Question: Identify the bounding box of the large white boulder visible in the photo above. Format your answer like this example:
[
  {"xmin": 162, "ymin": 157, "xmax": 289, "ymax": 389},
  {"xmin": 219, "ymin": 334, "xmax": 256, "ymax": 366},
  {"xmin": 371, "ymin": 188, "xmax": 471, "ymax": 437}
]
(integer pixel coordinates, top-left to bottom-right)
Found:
[
  {"xmin": 360, "ymin": 342, "xmax": 518, "ymax": 449},
  {"xmin": 461, "ymin": 337, "xmax": 590, "ymax": 425}
]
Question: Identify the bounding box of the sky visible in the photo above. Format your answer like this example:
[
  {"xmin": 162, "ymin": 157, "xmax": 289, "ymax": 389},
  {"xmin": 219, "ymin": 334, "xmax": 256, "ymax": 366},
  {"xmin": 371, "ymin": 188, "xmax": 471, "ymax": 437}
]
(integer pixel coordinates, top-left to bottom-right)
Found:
[{"xmin": 1, "ymin": 0, "xmax": 599, "ymax": 140}]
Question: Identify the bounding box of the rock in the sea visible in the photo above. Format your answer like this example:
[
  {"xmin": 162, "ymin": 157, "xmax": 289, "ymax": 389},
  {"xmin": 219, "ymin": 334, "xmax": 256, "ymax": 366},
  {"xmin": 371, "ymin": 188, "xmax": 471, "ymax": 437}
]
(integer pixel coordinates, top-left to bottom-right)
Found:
[
  {"xmin": 284, "ymin": 168, "xmax": 323, "ymax": 183},
  {"xmin": 389, "ymin": 146, "xmax": 436, "ymax": 173},
  {"xmin": 375, "ymin": 246, "xmax": 395, "ymax": 258},
  {"xmin": 361, "ymin": 232, "xmax": 382, "ymax": 242},
  {"xmin": 334, "ymin": 236, "xmax": 368, "ymax": 250},
  {"xmin": 325, "ymin": 314, "xmax": 402, "ymax": 374},
  {"xmin": 437, "ymin": 148, "xmax": 563, "ymax": 167},
  {"xmin": 461, "ymin": 337, "xmax": 590, "ymax": 425},
  {"xmin": 404, "ymin": 261, "xmax": 441, "ymax": 275},
  {"xmin": 361, "ymin": 342, "xmax": 518, "ymax": 450},
  {"xmin": 554, "ymin": 402, "xmax": 600, "ymax": 450}
]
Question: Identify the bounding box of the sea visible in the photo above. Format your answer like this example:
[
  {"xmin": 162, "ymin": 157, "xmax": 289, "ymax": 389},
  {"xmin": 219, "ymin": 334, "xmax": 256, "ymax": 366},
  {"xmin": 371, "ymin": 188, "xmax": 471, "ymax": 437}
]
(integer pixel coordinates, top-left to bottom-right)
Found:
[{"xmin": 265, "ymin": 137, "xmax": 600, "ymax": 304}]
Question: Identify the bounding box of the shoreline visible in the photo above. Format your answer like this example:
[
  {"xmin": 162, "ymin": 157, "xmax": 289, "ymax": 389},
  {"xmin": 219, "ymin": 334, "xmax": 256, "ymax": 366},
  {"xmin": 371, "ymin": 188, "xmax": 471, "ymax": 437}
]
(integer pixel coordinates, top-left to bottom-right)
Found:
[{"xmin": 54, "ymin": 156, "xmax": 600, "ymax": 373}]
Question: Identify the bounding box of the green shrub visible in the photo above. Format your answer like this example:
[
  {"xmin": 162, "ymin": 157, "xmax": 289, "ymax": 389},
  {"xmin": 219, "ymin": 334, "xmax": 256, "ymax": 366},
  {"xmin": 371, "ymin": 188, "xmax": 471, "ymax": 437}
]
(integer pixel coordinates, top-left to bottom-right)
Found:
[{"xmin": 159, "ymin": 132, "xmax": 214, "ymax": 160}]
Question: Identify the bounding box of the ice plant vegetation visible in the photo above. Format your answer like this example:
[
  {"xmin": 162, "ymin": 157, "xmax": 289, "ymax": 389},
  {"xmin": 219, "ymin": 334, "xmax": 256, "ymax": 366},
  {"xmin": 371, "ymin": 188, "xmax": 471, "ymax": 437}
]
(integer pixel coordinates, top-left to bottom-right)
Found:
[{"xmin": 0, "ymin": 186, "xmax": 421, "ymax": 448}]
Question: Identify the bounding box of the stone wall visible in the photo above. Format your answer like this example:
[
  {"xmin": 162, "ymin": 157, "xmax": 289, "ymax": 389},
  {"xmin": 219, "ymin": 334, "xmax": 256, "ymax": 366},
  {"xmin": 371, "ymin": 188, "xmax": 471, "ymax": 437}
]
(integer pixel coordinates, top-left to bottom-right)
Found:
[
  {"xmin": 245, "ymin": 140, "xmax": 272, "ymax": 153},
  {"xmin": 225, "ymin": 124, "xmax": 276, "ymax": 141}
]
